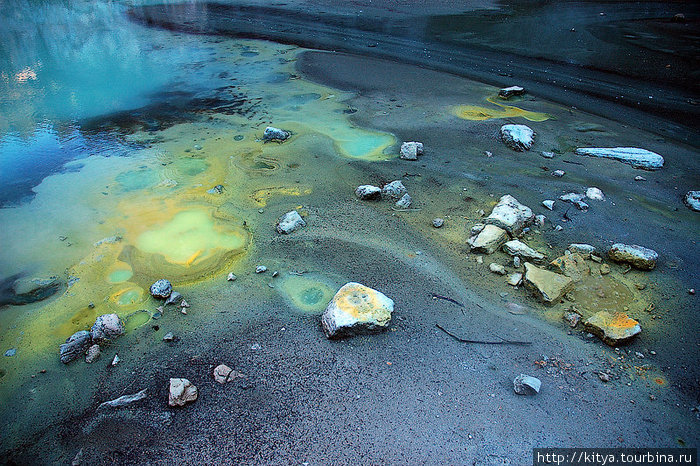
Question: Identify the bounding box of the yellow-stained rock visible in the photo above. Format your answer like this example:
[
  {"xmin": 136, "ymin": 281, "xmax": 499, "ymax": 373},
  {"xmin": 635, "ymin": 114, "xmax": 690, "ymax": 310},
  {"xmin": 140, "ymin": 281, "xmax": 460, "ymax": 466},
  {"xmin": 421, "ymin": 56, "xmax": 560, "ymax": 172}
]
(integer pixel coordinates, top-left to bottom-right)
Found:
[
  {"xmin": 321, "ymin": 282, "xmax": 393, "ymax": 339},
  {"xmin": 523, "ymin": 262, "xmax": 574, "ymax": 305},
  {"xmin": 550, "ymin": 253, "xmax": 590, "ymax": 282},
  {"xmin": 584, "ymin": 311, "xmax": 641, "ymax": 346}
]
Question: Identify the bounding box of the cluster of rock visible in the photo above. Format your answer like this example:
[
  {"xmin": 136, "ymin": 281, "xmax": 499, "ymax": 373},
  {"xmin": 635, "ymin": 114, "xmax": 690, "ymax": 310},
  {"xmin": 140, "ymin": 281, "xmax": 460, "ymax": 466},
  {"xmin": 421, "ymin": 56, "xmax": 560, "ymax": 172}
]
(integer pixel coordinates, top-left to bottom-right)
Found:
[
  {"xmin": 60, "ymin": 313, "xmax": 125, "ymax": 364},
  {"xmin": 355, "ymin": 180, "xmax": 413, "ymax": 209}
]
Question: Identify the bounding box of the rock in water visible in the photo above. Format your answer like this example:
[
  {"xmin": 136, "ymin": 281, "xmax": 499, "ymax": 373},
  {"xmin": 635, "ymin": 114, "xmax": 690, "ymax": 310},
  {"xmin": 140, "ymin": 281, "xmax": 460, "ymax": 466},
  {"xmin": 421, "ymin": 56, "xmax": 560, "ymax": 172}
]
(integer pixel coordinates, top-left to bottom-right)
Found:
[
  {"xmin": 467, "ymin": 224, "xmax": 508, "ymax": 254},
  {"xmin": 276, "ymin": 210, "xmax": 306, "ymax": 234},
  {"xmin": 150, "ymin": 279, "xmax": 172, "ymax": 299},
  {"xmin": 498, "ymin": 86, "xmax": 525, "ymax": 99},
  {"xmin": 169, "ymin": 378, "xmax": 198, "ymax": 406},
  {"xmin": 11, "ymin": 276, "xmax": 62, "ymax": 304},
  {"xmin": 91, "ymin": 314, "xmax": 125, "ymax": 341},
  {"xmin": 608, "ymin": 243, "xmax": 658, "ymax": 270},
  {"xmin": 500, "ymin": 124, "xmax": 534, "ymax": 151},
  {"xmin": 584, "ymin": 311, "xmax": 641, "ymax": 346},
  {"xmin": 523, "ymin": 263, "xmax": 574, "ymax": 305},
  {"xmin": 85, "ymin": 344, "xmax": 101, "ymax": 363},
  {"xmin": 60, "ymin": 331, "xmax": 92, "ymax": 364},
  {"xmin": 262, "ymin": 126, "xmax": 290, "ymax": 142},
  {"xmin": 213, "ymin": 364, "xmax": 245, "ymax": 384},
  {"xmin": 321, "ymin": 282, "xmax": 394, "ymax": 339},
  {"xmin": 502, "ymin": 240, "xmax": 545, "ymax": 263},
  {"xmin": 98, "ymin": 389, "xmax": 148, "ymax": 409},
  {"xmin": 381, "ymin": 180, "xmax": 407, "ymax": 199},
  {"xmin": 400, "ymin": 141, "xmax": 424, "ymax": 160},
  {"xmin": 684, "ymin": 191, "xmax": 700, "ymax": 212},
  {"xmin": 550, "ymin": 253, "xmax": 590, "ymax": 282},
  {"xmin": 485, "ymin": 195, "xmax": 534, "ymax": 236},
  {"xmin": 513, "ymin": 374, "xmax": 541, "ymax": 395},
  {"xmin": 395, "ymin": 193, "xmax": 412, "ymax": 208},
  {"xmin": 575, "ymin": 147, "xmax": 664, "ymax": 170},
  {"xmin": 355, "ymin": 185, "xmax": 381, "ymax": 200}
]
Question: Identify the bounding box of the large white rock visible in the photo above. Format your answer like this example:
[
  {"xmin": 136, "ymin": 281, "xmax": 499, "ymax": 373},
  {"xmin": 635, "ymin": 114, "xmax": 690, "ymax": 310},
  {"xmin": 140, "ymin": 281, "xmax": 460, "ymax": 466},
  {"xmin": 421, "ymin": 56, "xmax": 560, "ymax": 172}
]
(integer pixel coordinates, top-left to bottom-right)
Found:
[
  {"xmin": 381, "ymin": 180, "xmax": 407, "ymax": 199},
  {"xmin": 523, "ymin": 263, "xmax": 574, "ymax": 305},
  {"xmin": 467, "ymin": 224, "xmax": 508, "ymax": 254},
  {"xmin": 500, "ymin": 124, "xmax": 534, "ymax": 151},
  {"xmin": 355, "ymin": 185, "xmax": 381, "ymax": 200},
  {"xmin": 608, "ymin": 243, "xmax": 658, "ymax": 270},
  {"xmin": 321, "ymin": 283, "xmax": 394, "ymax": 339},
  {"xmin": 263, "ymin": 126, "xmax": 290, "ymax": 142},
  {"xmin": 169, "ymin": 378, "xmax": 198, "ymax": 406},
  {"xmin": 502, "ymin": 239, "xmax": 545, "ymax": 263},
  {"xmin": 513, "ymin": 374, "xmax": 541, "ymax": 395},
  {"xmin": 276, "ymin": 210, "xmax": 306, "ymax": 234},
  {"xmin": 90, "ymin": 314, "xmax": 125, "ymax": 342},
  {"xmin": 575, "ymin": 147, "xmax": 664, "ymax": 170},
  {"xmin": 400, "ymin": 141, "xmax": 424, "ymax": 160},
  {"xmin": 484, "ymin": 195, "xmax": 534, "ymax": 236}
]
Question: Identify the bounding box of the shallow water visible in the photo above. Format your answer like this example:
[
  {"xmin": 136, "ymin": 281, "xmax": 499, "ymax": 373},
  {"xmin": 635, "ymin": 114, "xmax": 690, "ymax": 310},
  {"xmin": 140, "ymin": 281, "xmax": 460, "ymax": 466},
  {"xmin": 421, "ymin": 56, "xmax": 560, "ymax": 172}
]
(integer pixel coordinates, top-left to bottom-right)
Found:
[{"xmin": 0, "ymin": 0, "xmax": 698, "ymax": 461}]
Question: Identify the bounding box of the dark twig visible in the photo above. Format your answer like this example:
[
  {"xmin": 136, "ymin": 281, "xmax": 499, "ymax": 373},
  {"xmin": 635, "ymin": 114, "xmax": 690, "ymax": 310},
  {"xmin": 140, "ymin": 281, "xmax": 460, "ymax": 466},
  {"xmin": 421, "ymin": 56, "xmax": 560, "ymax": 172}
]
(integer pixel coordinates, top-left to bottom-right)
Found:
[
  {"xmin": 435, "ymin": 323, "xmax": 532, "ymax": 345},
  {"xmin": 432, "ymin": 294, "xmax": 464, "ymax": 307},
  {"xmin": 563, "ymin": 206, "xmax": 572, "ymax": 221},
  {"xmin": 562, "ymin": 159, "xmax": 584, "ymax": 166}
]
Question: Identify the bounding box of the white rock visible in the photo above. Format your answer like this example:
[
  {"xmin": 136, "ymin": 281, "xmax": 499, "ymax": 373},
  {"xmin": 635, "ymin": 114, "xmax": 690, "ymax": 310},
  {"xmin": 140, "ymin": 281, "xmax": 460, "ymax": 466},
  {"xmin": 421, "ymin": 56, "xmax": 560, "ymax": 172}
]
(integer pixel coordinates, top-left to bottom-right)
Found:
[
  {"xmin": 321, "ymin": 283, "xmax": 394, "ymax": 339},
  {"xmin": 608, "ymin": 243, "xmax": 658, "ymax": 270},
  {"xmin": 568, "ymin": 244, "xmax": 596, "ymax": 257},
  {"xmin": 507, "ymin": 273, "xmax": 523, "ymax": 286},
  {"xmin": 213, "ymin": 364, "xmax": 244, "ymax": 384},
  {"xmin": 395, "ymin": 193, "xmax": 412, "ymax": 208},
  {"xmin": 541, "ymin": 151, "xmax": 555, "ymax": 159},
  {"xmin": 552, "ymin": 170, "xmax": 565, "ymax": 177},
  {"xmin": 513, "ymin": 374, "xmax": 541, "ymax": 395},
  {"xmin": 489, "ymin": 263, "xmax": 507, "ymax": 275},
  {"xmin": 684, "ymin": 191, "xmax": 700, "ymax": 212},
  {"xmin": 498, "ymin": 86, "xmax": 525, "ymax": 99},
  {"xmin": 111, "ymin": 354, "xmax": 120, "ymax": 366},
  {"xmin": 484, "ymin": 194, "xmax": 534, "ymax": 235},
  {"xmin": 85, "ymin": 344, "xmax": 101, "ymax": 364},
  {"xmin": 586, "ymin": 187, "xmax": 605, "ymax": 201},
  {"xmin": 90, "ymin": 314, "xmax": 125, "ymax": 342},
  {"xmin": 276, "ymin": 210, "xmax": 306, "ymax": 234},
  {"xmin": 263, "ymin": 126, "xmax": 290, "ymax": 142},
  {"xmin": 400, "ymin": 141, "xmax": 424, "ymax": 160},
  {"xmin": 500, "ymin": 124, "xmax": 534, "ymax": 151},
  {"xmin": 432, "ymin": 218, "xmax": 444, "ymax": 228},
  {"xmin": 169, "ymin": 378, "xmax": 198, "ymax": 406},
  {"xmin": 542, "ymin": 200, "xmax": 555, "ymax": 210},
  {"xmin": 381, "ymin": 181, "xmax": 407, "ymax": 199},
  {"xmin": 256, "ymin": 265, "xmax": 267, "ymax": 274},
  {"xmin": 534, "ymin": 215, "xmax": 546, "ymax": 227},
  {"xmin": 467, "ymin": 224, "xmax": 508, "ymax": 254},
  {"xmin": 523, "ymin": 263, "xmax": 574, "ymax": 304},
  {"xmin": 560, "ymin": 193, "xmax": 584, "ymax": 203},
  {"xmin": 634, "ymin": 175, "xmax": 646, "ymax": 181},
  {"xmin": 471, "ymin": 223, "xmax": 485, "ymax": 235},
  {"xmin": 503, "ymin": 240, "xmax": 545, "ymax": 263},
  {"xmin": 227, "ymin": 273, "xmax": 237, "ymax": 281},
  {"xmin": 98, "ymin": 389, "xmax": 148, "ymax": 409},
  {"xmin": 355, "ymin": 185, "xmax": 381, "ymax": 200},
  {"xmin": 513, "ymin": 256, "xmax": 521, "ymax": 268},
  {"xmin": 575, "ymin": 147, "xmax": 664, "ymax": 170}
]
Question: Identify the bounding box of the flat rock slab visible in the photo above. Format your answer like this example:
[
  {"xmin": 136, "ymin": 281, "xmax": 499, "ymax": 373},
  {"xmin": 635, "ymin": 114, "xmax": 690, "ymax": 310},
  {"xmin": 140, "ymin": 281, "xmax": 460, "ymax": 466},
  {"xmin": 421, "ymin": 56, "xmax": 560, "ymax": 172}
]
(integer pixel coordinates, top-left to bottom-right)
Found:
[
  {"xmin": 550, "ymin": 253, "xmax": 590, "ymax": 282},
  {"xmin": 523, "ymin": 263, "xmax": 574, "ymax": 305},
  {"xmin": 584, "ymin": 311, "xmax": 641, "ymax": 346},
  {"xmin": 513, "ymin": 374, "xmax": 541, "ymax": 395},
  {"xmin": 608, "ymin": 243, "xmax": 658, "ymax": 270},
  {"xmin": 321, "ymin": 282, "xmax": 394, "ymax": 339},
  {"xmin": 467, "ymin": 224, "xmax": 508, "ymax": 254},
  {"xmin": 500, "ymin": 124, "xmax": 534, "ymax": 151},
  {"xmin": 485, "ymin": 194, "xmax": 534, "ymax": 236},
  {"xmin": 98, "ymin": 389, "xmax": 148, "ymax": 409},
  {"xmin": 169, "ymin": 378, "xmax": 198, "ymax": 406},
  {"xmin": 276, "ymin": 210, "xmax": 306, "ymax": 234},
  {"xmin": 503, "ymin": 239, "xmax": 545, "ymax": 263},
  {"xmin": 575, "ymin": 147, "xmax": 664, "ymax": 170}
]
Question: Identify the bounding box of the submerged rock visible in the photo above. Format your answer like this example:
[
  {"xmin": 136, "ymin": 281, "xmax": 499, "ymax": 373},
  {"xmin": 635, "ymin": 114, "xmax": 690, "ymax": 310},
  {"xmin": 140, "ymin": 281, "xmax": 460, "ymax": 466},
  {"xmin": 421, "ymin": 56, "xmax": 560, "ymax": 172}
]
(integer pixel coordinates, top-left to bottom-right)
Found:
[
  {"xmin": 91, "ymin": 314, "xmax": 125, "ymax": 342},
  {"xmin": 485, "ymin": 194, "xmax": 534, "ymax": 236},
  {"xmin": 503, "ymin": 240, "xmax": 545, "ymax": 263},
  {"xmin": 523, "ymin": 263, "xmax": 574, "ymax": 305},
  {"xmin": 513, "ymin": 374, "xmax": 541, "ymax": 395},
  {"xmin": 498, "ymin": 86, "xmax": 525, "ymax": 99},
  {"xmin": 10, "ymin": 276, "xmax": 62, "ymax": 305},
  {"xmin": 60, "ymin": 331, "xmax": 92, "ymax": 364},
  {"xmin": 150, "ymin": 279, "xmax": 172, "ymax": 299},
  {"xmin": 395, "ymin": 193, "xmax": 412, "ymax": 208},
  {"xmin": 98, "ymin": 389, "xmax": 147, "ymax": 409},
  {"xmin": 381, "ymin": 180, "xmax": 407, "ymax": 199},
  {"xmin": 355, "ymin": 185, "xmax": 381, "ymax": 200},
  {"xmin": 276, "ymin": 210, "xmax": 306, "ymax": 234},
  {"xmin": 213, "ymin": 364, "xmax": 245, "ymax": 384},
  {"xmin": 575, "ymin": 147, "xmax": 664, "ymax": 170},
  {"xmin": 262, "ymin": 126, "xmax": 290, "ymax": 142},
  {"xmin": 169, "ymin": 378, "xmax": 198, "ymax": 406},
  {"xmin": 85, "ymin": 344, "xmax": 101, "ymax": 363},
  {"xmin": 500, "ymin": 124, "xmax": 534, "ymax": 151},
  {"xmin": 400, "ymin": 141, "xmax": 424, "ymax": 160},
  {"xmin": 550, "ymin": 253, "xmax": 590, "ymax": 282},
  {"xmin": 321, "ymin": 282, "xmax": 394, "ymax": 339},
  {"xmin": 608, "ymin": 243, "xmax": 658, "ymax": 270},
  {"xmin": 684, "ymin": 191, "xmax": 700, "ymax": 212},
  {"xmin": 467, "ymin": 224, "xmax": 508, "ymax": 254},
  {"xmin": 584, "ymin": 311, "xmax": 641, "ymax": 346}
]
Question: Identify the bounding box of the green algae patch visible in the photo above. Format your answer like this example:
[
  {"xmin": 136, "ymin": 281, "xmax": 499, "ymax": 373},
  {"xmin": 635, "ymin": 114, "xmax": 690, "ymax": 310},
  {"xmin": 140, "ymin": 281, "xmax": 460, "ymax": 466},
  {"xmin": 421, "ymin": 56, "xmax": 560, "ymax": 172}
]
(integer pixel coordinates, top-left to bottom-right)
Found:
[
  {"xmin": 453, "ymin": 96, "xmax": 551, "ymax": 122},
  {"xmin": 110, "ymin": 285, "xmax": 145, "ymax": 307},
  {"xmin": 107, "ymin": 262, "xmax": 133, "ymax": 283},
  {"xmin": 124, "ymin": 309, "xmax": 151, "ymax": 332},
  {"xmin": 116, "ymin": 168, "xmax": 161, "ymax": 192},
  {"xmin": 278, "ymin": 274, "xmax": 337, "ymax": 313},
  {"xmin": 333, "ymin": 129, "xmax": 395, "ymax": 160}
]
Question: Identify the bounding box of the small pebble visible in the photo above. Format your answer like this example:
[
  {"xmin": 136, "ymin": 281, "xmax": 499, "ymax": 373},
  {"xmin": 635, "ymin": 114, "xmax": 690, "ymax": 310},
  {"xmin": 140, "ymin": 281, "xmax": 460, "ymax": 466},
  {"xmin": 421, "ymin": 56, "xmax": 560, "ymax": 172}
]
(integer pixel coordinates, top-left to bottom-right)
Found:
[
  {"xmin": 256, "ymin": 266, "xmax": 267, "ymax": 274},
  {"xmin": 599, "ymin": 372, "xmax": 610, "ymax": 382},
  {"xmin": 272, "ymin": 271, "xmax": 279, "ymax": 278},
  {"xmin": 634, "ymin": 176, "xmax": 646, "ymax": 181},
  {"xmin": 180, "ymin": 300, "xmax": 190, "ymax": 308},
  {"xmin": 552, "ymin": 170, "xmax": 565, "ymax": 177},
  {"xmin": 227, "ymin": 273, "xmax": 237, "ymax": 281},
  {"xmin": 554, "ymin": 225, "xmax": 563, "ymax": 231},
  {"xmin": 432, "ymin": 218, "xmax": 444, "ymax": 228},
  {"xmin": 163, "ymin": 332, "xmax": 174, "ymax": 342},
  {"xmin": 689, "ymin": 289, "xmax": 695, "ymax": 295}
]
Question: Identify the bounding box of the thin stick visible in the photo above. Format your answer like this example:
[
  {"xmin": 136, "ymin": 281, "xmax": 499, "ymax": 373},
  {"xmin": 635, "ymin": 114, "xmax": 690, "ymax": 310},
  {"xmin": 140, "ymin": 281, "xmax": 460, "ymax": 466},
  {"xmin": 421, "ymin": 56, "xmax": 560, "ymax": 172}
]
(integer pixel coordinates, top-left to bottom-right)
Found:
[
  {"xmin": 432, "ymin": 294, "xmax": 464, "ymax": 307},
  {"xmin": 562, "ymin": 159, "xmax": 584, "ymax": 166},
  {"xmin": 435, "ymin": 323, "xmax": 532, "ymax": 345}
]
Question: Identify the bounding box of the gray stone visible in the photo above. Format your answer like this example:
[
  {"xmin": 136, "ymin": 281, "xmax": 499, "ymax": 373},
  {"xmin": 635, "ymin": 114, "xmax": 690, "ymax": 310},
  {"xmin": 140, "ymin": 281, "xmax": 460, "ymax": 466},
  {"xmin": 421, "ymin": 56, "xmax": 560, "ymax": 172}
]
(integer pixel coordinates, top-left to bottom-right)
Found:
[
  {"xmin": 542, "ymin": 200, "xmax": 555, "ymax": 210},
  {"xmin": 98, "ymin": 389, "xmax": 148, "ymax": 409},
  {"xmin": 207, "ymin": 184, "xmax": 224, "ymax": 195},
  {"xmin": 169, "ymin": 378, "xmax": 198, "ymax": 406},
  {"xmin": 586, "ymin": 187, "xmax": 605, "ymax": 201},
  {"xmin": 432, "ymin": 218, "xmax": 444, "ymax": 228},
  {"xmin": 489, "ymin": 263, "xmax": 507, "ymax": 275},
  {"xmin": 503, "ymin": 239, "xmax": 545, "ymax": 263},
  {"xmin": 227, "ymin": 273, "xmax": 237, "ymax": 281},
  {"xmin": 498, "ymin": 86, "xmax": 525, "ymax": 99},
  {"xmin": 608, "ymin": 243, "xmax": 658, "ymax": 270},
  {"xmin": 256, "ymin": 265, "xmax": 267, "ymax": 274},
  {"xmin": 213, "ymin": 364, "xmax": 245, "ymax": 384},
  {"xmin": 94, "ymin": 235, "xmax": 122, "ymax": 247},
  {"xmin": 91, "ymin": 314, "xmax": 125, "ymax": 341},
  {"xmin": 552, "ymin": 170, "xmax": 565, "ymax": 177},
  {"xmin": 523, "ymin": 263, "xmax": 574, "ymax": 305},
  {"xmin": 467, "ymin": 224, "xmax": 508, "ymax": 254},
  {"xmin": 560, "ymin": 193, "xmax": 584, "ymax": 203},
  {"xmin": 541, "ymin": 151, "xmax": 555, "ymax": 159},
  {"xmin": 575, "ymin": 147, "xmax": 664, "ymax": 170},
  {"xmin": 85, "ymin": 344, "xmax": 101, "ymax": 363},
  {"xmin": 321, "ymin": 282, "xmax": 394, "ymax": 339},
  {"xmin": 400, "ymin": 141, "xmax": 424, "ymax": 160},
  {"xmin": 164, "ymin": 291, "xmax": 183, "ymax": 306},
  {"xmin": 163, "ymin": 332, "xmax": 174, "ymax": 341},
  {"xmin": 111, "ymin": 354, "xmax": 120, "ymax": 366},
  {"xmin": 563, "ymin": 311, "xmax": 581, "ymax": 328},
  {"xmin": 568, "ymin": 243, "xmax": 596, "ymax": 257},
  {"xmin": 276, "ymin": 210, "xmax": 306, "ymax": 234},
  {"xmin": 485, "ymin": 194, "xmax": 534, "ymax": 236},
  {"xmin": 513, "ymin": 374, "xmax": 541, "ymax": 395},
  {"xmin": 150, "ymin": 279, "xmax": 172, "ymax": 299},
  {"xmin": 534, "ymin": 215, "xmax": 546, "ymax": 227},
  {"xmin": 500, "ymin": 124, "xmax": 534, "ymax": 151},
  {"xmin": 684, "ymin": 191, "xmax": 700, "ymax": 212},
  {"xmin": 395, "ymin": 193, "xmax": 412, "ymax": 208},
  {"xmin": 471, "ymin": 223, "xmax": 486, "ymax": 235},
  {"xmin": 5, "ymin": 348, "xmax": 16, "ymax": 357},
  {"xmin": 60, "ymin": 331, "xmax": 92, "ymax": 364},
  {"xmin": 381, "ymin": 181, "xmax": 407, "ymax": 199},
  {"xmin": 355, "ymin": 185, "xmax": 381, "ymax": 200},
  {"xmin": 262, "ymin": 126, "xmax": 290, "ymax": 142}
]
